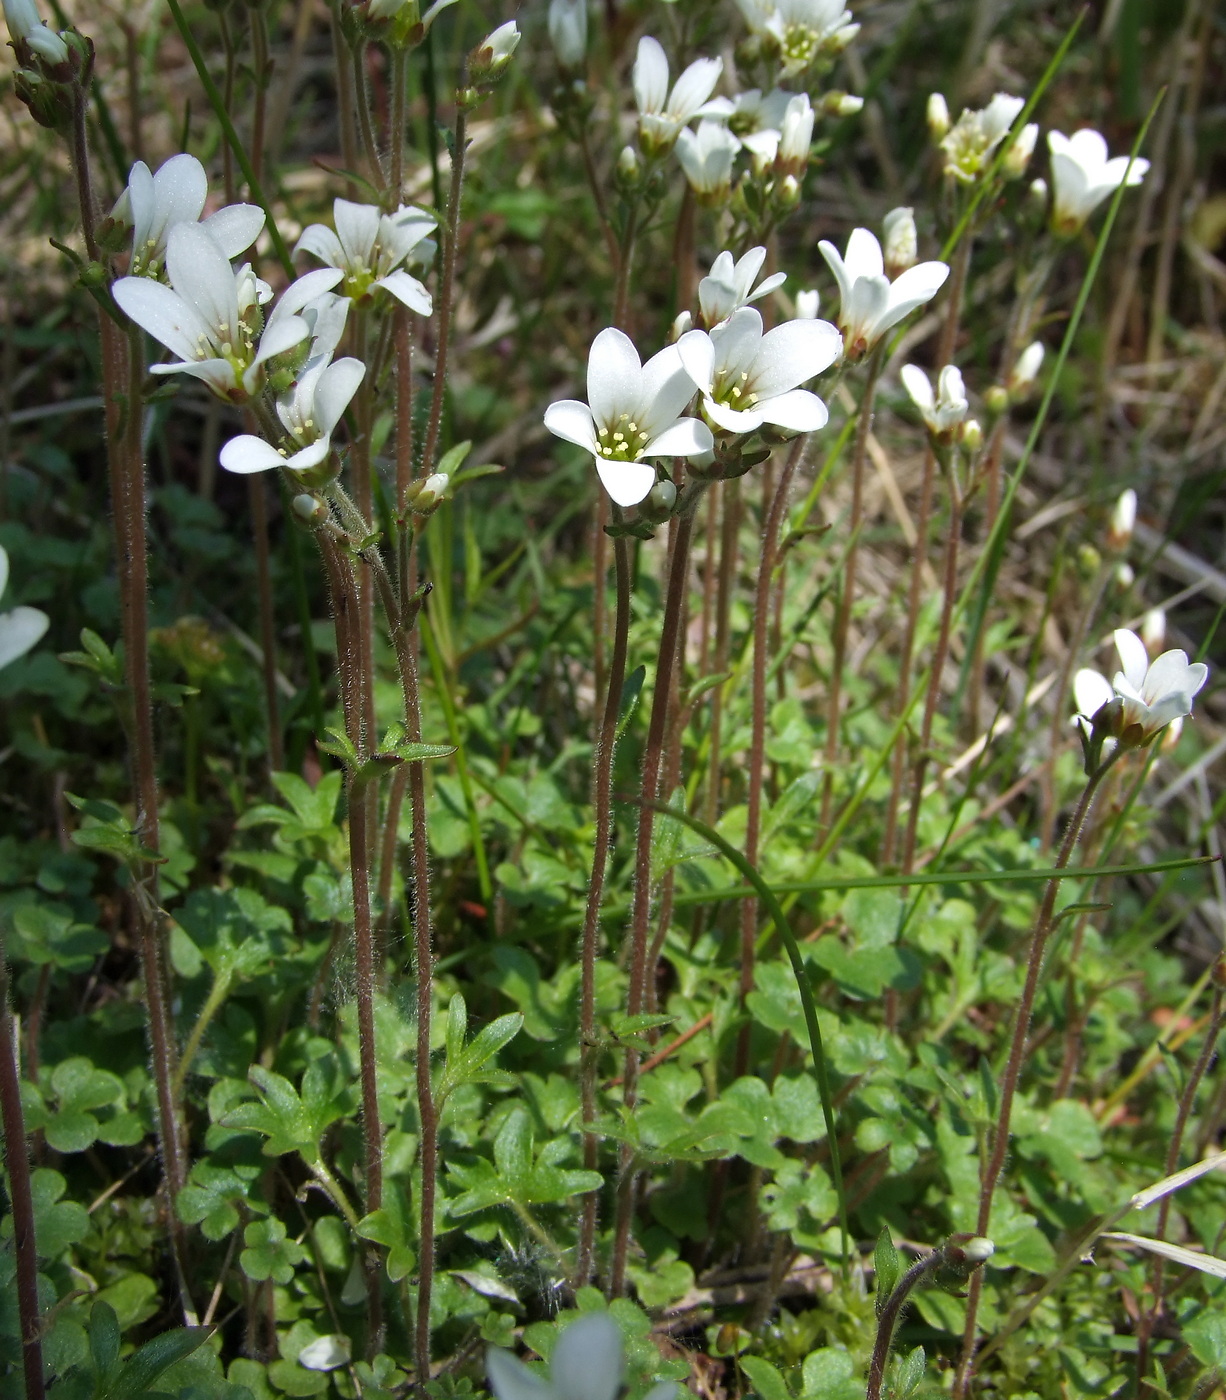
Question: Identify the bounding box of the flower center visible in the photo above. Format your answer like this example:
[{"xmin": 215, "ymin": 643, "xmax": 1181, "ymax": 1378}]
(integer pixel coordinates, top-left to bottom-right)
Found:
[
  {"xmin": 781, "ymin": 22, "xmax": 819, "ymax": 70},
  {"xmin": 596, "ymin": 412, "xmax": 651, "ymax": 461},
  {"xmin": 713, "ymin": 369, "xmax": 759, "ymax": 411}
]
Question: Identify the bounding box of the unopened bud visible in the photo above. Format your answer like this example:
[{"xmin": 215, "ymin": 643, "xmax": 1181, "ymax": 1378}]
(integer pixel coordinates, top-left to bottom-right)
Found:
[
  {"xmin": 1009, "ymin": 341, "xmax": 1044, "ymax": 396},
  {"xmin": 821, "ymin": 90, "xmax": 863, "ymax": 118},
  {"xmin": 1161, "ymin": 714, "xmax": 1184, "ymax": 753},
  {"xmin": 617, "ymin": 144, "xmax": 641, "ymax": 185},
  {"xmin": 882, "ymin": 206, "xmax": 916, "ymax": 279},
  {"xmin": 959, "ymin": 418, "xmax": 982, "ymax": 453},
  {"xmin": 1028, "ymin": 177, "xmax": 1048, "ymax": 211},
  {"xmin": 292, "ymin": 493, "xmax": 329, "ymax": 526},
  {"xmin": 410, "ymin": 471, "xmax": 449, "ymax": 513},
  {"xmin": 1078, "ymin": 543, "xmax": 1102, "ymax": 577},
  {"xmin": 547, "ymin": 0, "xmax": 586, "ymax": 71},
  {"xmin": 1003, "ymin": 122, "xmax": 1038, "ymax": 180},
  {"xmin": 962, "ymin": 1237, "xmax": 995, "ymax": 1264},
  {"xmin": 469, "ymin": 19, "xmax": 519, "ymax": 84},
  {"xmin": 1115, "ymin": 561, "xmax": 1135, "ymax": 589},
  {"xmin": 795, "ymin": 289, "xmax": 819, "ymax": 319},
  {"xmin": 671, "ymin": 310, "xmax": 692, "ymax": 342},
  {"xmin": 927, "ymin": 92, "xmax": 950, "ymax": 141},
  {"xmin": 1107, "ymin": 488, "xmax": 1136, "ymax": 552},
  {"xmin": 1141, "ymin": 607, "xmax": 1165, "ymax": 655},
  {"xmin": 649, "ymin": 479, "xmax": 677, "ymax": 513},
  {"xmin": 777, "ymin": 173, "xmax": 801, "ymax": 208},
  {"xmin": 827, "ymin": 21, "xmax": 859, "ymax": 52},
  {"xmin": 984, "ymin": 384, "xmax": 1009, "ymax": 417}
]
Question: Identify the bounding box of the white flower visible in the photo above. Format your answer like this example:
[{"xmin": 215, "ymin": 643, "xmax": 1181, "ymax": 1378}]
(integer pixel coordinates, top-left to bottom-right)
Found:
[
  {"xmin": 926, "ymin": 92, "xmax": 950, "ymax": 140},
  {"xmin": 1008, "ymin": 340, "xmax": 1044, "ymax": 394},
  {"xmin": 543, "ymin": 327, "xmax": 712, "ymax": 507},
  {"xmin": 740, "ymin": 127, "xmax": 780, "ymax": 172},
  {"xmin": 819, "ymin": 227, "xmax": 949, "ymax": 359},
  {"xmin": 900, "ymin": 363, "xmax": 968, "ymax": 436},
  {"xmin": 220, "ymin": 355, "xmax": 365, "ymax": 475},
  {"xmin": 795, "ymin": 288, "xmax": 820, "ymax": 319},
  {"xmin": 487, "ymin": 1312, "xmax": 677, "ymax": 1400},
  {"xmin": 113, "ymin": 154, "xmax": 264, "ymax": 278},
  {"xmin": 114, "ymin": 223, "xmax": 343, "ymax": 401},
  {"xmin": 677, "ymin": 307, "xmax": 842, "ymax": 436},
  {"xmin": 1075, "ymin": 629, "xmax": 1208, "ymax": 751},
  {"xmin": 675, "ymin": 120, "xmax": 739, "ymax": 199},
  {"xmin": 1048, "ymin": 129, "xmax": 1149, "ymax": 234},
  {"xmin": 3, "ymin": 0, "xmax": 67, "ymax": 64},
  {"xmin": 939, "ymin": 93, "xmax": 1025, "ymax": 183},
  {"xmin": 475, "ymin": 19, "xmax": 519, "ymax": 77},
  {"xmin": 882, "ymin": 207, "xmax": 916, "ymax": 277},
  {"xmin": 737, "ymin": 0, "xmax": 858, "ymax": 77},
  {"xmin": 1107, "ymin": 488, "xmax": 1136, "ymax": 551},
  {"xmin": 548, "ymin": 0, "xmax": 586, "ymax": 69},
  {"xmin": 295, "ymin": 199, "xmax": 436, "ymax": 314},
  {"xmin": 698, "ymin": 246, "xmax": 786, "ymax": 328},
  {"xmin": 728, "ymin": 87, "xmax": 795, "ymax": 138},
  {"xmin": 633, "ymin": 37, "xmax": 732, "ymax": 154},
  {"xmin": 1002, "ymin": 122, "xmax": 1038, "ymax": 179},
  {"xmin": 0, "ymin": 544, "xmax": 49, "ymax": 672}
]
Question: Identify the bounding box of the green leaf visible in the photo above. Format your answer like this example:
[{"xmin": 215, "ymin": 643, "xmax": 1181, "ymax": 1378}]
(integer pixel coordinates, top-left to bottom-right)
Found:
[
  {"xmin": 103, "ymin": 1322, "xmax": 209, "ymax": 1400},
  {"xmin": 890, "ymin": 1345, "xmax": 926, "ymax": 1399},
  {"xmin": 357, "ymin": 1194, "xmax": 417, "ymax": 1283},
  {"xmin": 221, "ymin": 1064, "xmax": 344, "ymax": 1160},
  {"xmin": 740, "ymin": 1357, "xmax": 790, "ymax": 1400},
  {"xmin": 875, "ymin": 1226, "xmax": 901, "ymax": 1315},
  {"xmin": 1185, "ymin": 1307, "xmax": 1226, "ymax": 1368},
  {"xmin": 240, "ymin": 1218, "xmax": 306, "ymax": 1284}
]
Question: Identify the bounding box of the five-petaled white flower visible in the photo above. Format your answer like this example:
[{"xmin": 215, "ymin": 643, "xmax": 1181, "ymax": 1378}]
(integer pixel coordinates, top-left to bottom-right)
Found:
[
  {"xmin": 819, "ymin": 227, "xmax": 949, "ymax": 360},
  {"xmin": 698, "ymin": 246, "xmax": 787, "ymax": 329},
  {"xmin": 633, "ymin": 37, "xmax": 732, "ymax": 155},
  {"xmin": 543, "ymin": 327, "xmax": 712, "ymax": 507},
  {"xmin": 736, "ymin": 0, "xmax": 858, "ymax": 77},
  {"xmin": 0, "ymin": 543, "xmax": 49, "ymax": 672},
  {"xmin": 676, "ymin": 120, "xmax": 739, "ymax": 200},
  {"xmin": 1074, "ymin": 628, "xmax": 1208, "ymax": 753},
  {"xmin": 112, "ymin": 154, "xmax": 264, "ymax": 278},
  {"xmin": 900, "ymin": 363, "xmax": 968, "ymax": 437},
  {"xmin": 1047, "ymin": 129, "xmax": 1149, "ymax": 235},
  {"xmin": 220, "ymin": 356, "xmax": 366, "ymax": 476},
  {"xmin": 677, "ymin": 307, "xmax": 842, "ymax": 436},
  {"xmin": 114, "ymin": 223, "xmax": 343, "ymax": 402},
  {"xmin": 487, "ymin": 1312, "xmax": 676, "ymax": 1400},
  {"xmin": 295, "ymin": 199, "xmax": 436, "ymax": 314},
  {"xmin": 939, "ymin": 93, "xmax": 1024, "ymax": 183}
]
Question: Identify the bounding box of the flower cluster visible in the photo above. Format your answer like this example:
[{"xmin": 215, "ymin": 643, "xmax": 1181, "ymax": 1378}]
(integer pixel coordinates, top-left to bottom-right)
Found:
[
  {"xmin": 736, "ymin": 0, "xmax": 859, "ymax": 78},
  {"xmin": 296, "ymin": 198, "xmax": 435, "ymax": 315},
  {"xmin": 930, "ymin": 92, "xmax": 1036, "ymax": 185}
]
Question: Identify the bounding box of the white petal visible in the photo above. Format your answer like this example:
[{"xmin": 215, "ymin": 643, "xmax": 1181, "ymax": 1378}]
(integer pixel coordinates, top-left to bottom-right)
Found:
[
  {"xmin": 751, "ymin": 318, "xmax": 841, "ymax": 396},
  {"xmin": 636, "ymin": 344, "xmax": 697, "ymax": 438},
  {"xmin": 1074, "ymin": 667, "xmax": 1113, "ymax": 719},
  {"xmin": 747, "ymin": 270, "xmax": 787, "ymax": 303},
  {"xmin": 760, "ymin": 388, "xmax": 828, "ymax": 432},
  {"xmin": 543, "ymin": 399, "xmax": 598, "ymax": 454},
  {"xmin": 843, "ymin": 227, "xmax": 884, "ymax": 281},
  {"xmin": 871, "ymin": 261, "xmax": 950, "ymax": 340},
  {"xmin": 0, "ymin": 606, "xmax": 49, "ymax": 671},
  {"xmin": 274, "ymin": 268, "xmax": 346, "ymax": 320},
  {"xmin": 900, "ymin": 364, "xmax": 934, "ymax": 412},
  {"xmin": 376, "ymin": 269, "xmax": 433, "ymax": 315},
  {"xmin": 295, "ymin": 222, "xmax": 347, "ymax": 269},
  {"xmin": 220, "ymin": 434, "xmax": 285, "ymax": 474},
  {"xmin": 1113, "ymin": 628, "xmax": 1149, "ymax": 693},
  {"xmin": 587, "ymin": 327, "xmax": 643, "ymax": 428},
  {"xmin": 155, "ymin": 358, "xmax": 238, "ymax": 396},
  {"xmin": 333, "ymin": 198, "xmax": 381, "ymax": 267},
  {"xmin": 124, "ymin": 160, "xmax": 154, "ymax": 247},
  {"xmin": 643, "ymin": 417, "xmax": 712, "ymax": 458},
  {"xmin": 552, "ymin": 1315, "xmax": 624, "ymax": 1400},
  {"xmin": 284, "ymin": 438, "xmax": 332, "ymax": 473},
  {"xmin": 704, "ymin": 398, "xmax": 764, "ymax": 433},
  {"xmin": 167, "ymin": 223, "xmax": 240, "ymax": 343},
  {"xmin": 676, "ymin": 329, "xmax": 716, "ymax": 394},
  {"xmin": 818, "ymin": 239, "xmax": 853, "ymax": 312},
  {"xmin": 633, "ymin": 36, "xmax": 670, "ymax": 115},
  {"xmin": 312, "ymin": 357, "xmax": 366, "ymax": 435},
  {"xmin": 0, "ymin": 545, "xmax": 7, "ymax": 601},
  {"xmin": 596, "ymin": 458, "xmax": 656, "ymax": 507},
  {"xmin": 201, "ymin": 203, "xmax": 265, "ymax": 259},
  {"xmin": 113, "ymin": 276, "xmax": 213, "ymax": 362},
  {"xmin": 668, "ymin": 56, "xmax": 723, "ymax": 122},
  {"xmin": 149, "ymin": 153, "xmax": 207, "ymax": 246}
]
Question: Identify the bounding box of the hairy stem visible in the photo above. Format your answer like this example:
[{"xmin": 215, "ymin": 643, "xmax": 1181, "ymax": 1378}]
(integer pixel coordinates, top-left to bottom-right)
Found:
[
  {"xmin": 421, "ymin": 105, "xmax": 467, "ymax": 478},
  {"xmin": 249, "ymin": 475, "xmax": 284, "ymax": 774}
]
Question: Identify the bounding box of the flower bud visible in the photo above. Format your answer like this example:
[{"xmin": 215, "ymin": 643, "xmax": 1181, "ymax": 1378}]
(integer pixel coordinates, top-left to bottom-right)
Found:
[
  {"xmin": 1115, "ymin": 561, "xmax": 1135, "ymax": 589},
  {"xmin": 469, "ymin": 19, "xmax": 519, "ymax": 84},
  {"xmin": 882, "ymin": 206, "xmax": 916, "ymax": 279},
  {"xmin": 292, "ymin": 493, "xmax": 329, "ymax": 526},
  {"xmin": 827, "ymin": 22, "xmax": 859, "ymax": 52},
  {"xmin": 777, "ymin": 174, "xmax": 801, "ymax": 208},
  {"xmin": 963, "ymin": 1237, "xmax": 995, "ymax": 1263},
  {"xmin": 1160, "ymin": 714, "xmax": 1183, "ymax": 752},
  {"xmin": 1009, "ymin": 341, "xmax": 1044, "ymax": 397},
  {"xmin": 547, "ymin": 0, "xmax": 586, "ymax": 71},
  {"xmin": 649, "ymin": 479, "xmax": 677, "ymax": 513},
  {"xmin": 671, "ymin": 310, "xmax": 692, "ymax": 341},
  {"xmin": 927, "ymin": 92, "xmax": 950, "ymax": 141},
  {"xmin": 1142, "ymin": 608, "xmax": 1165, "ymax": 656},
  {"xmin": 4, "ymin": 0, "xmax": 69, "ymax": 65},
  {"xmin": 821, "ymin": 90, "xmax": 863, "ymax": 118},
  {"xmin": 616, "ymin": 144, "xmax": 641, "ymax": 187},
  {"xmin": 1003, "ymin": 122, "xmax": 1038, "ymax": 180},
  {"xmin": 984, "ymin": 384, "xmax": 1009, "ymax": 418},
  {"xmin": 1078, "ymin": 543, "xmax": 1102, "ymax": 577},
  {"xmin": 1028, "ymin": 177, "xmax": 1048, "ymax": 211},
  {"xmin": 959, "ymin": 418, "xmax": 983, "ymax": 453},
  {"xmin": 795, "ymin": 289, "xmax": 820, "ymax": 319},
  {"xmin": 1107, "ymin": 488, "xmax": 1136, "ymax": 552},
  {"xmin": 409, "ymin": 471, "xmax": 449, "ymax": 514}
]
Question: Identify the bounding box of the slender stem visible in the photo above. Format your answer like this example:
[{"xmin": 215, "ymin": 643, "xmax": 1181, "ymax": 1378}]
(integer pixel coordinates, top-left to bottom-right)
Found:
[
  {"xmin": 249, "ymin": 476, "xmax": 284, "ymax": 774},
  {"xmin": 389, "ymin": 48, "xmax": 408, "ymax": 199},
  {"xmin": 0, "ymin": 958, "xmax": 45, "ymax": 1400},
  {"xmin": 249, "ymin": 5, "xmax": 270, "ymax": 186},
  {"xmin": 575, "ymin": 528, "xmax": 632, "ymax": 1287},
  {"xmin": 736, "ymin": 439, "xmax": 804, "ymax": 1076},
  {"xmin": 174, "ymin": 971, "xmax": 234, "ymax": 1097},
  {"xmin": 421, "ymin": 105, "xmax": 467, "ymax": 478},
  {"xmin": 330, "ymin": 1, "xmax": 360, "ymax": 197},
  {"xmin": 123, "ymin": 21, "xmax": 143, "ymax": 162},
  {"xmin": 219, "ymin": 12, "xmax": 238, "ymax": 202},
  {"xmin": 899, "ymin": 477, "xmax": 965, "ymax": 876},
  {"xmin": 1135, "ymin": 985, "xmax": 1224, "ymax": 1386},
  {"xmin": 820, "ymin": 348, "xmax": 883, "ymax": 825},
  {"xmin": 352, "ymin": 42, "xmax": 385, "ymax": 183},
  {"xmin": 867, "ymin": 1253, "xmax": 943, "ymax": 1400},
  {"xmin": 953, "ymin": 755, "xmax": 1117, "ymax": 1397},
  {"xmin": 704, "ymin": 479, "xmax": 739, "ymax": 827},
  {"xmin": 610, "ymin": 496, "xmax": 701, "ymax": 1296}
]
